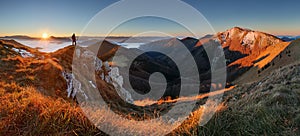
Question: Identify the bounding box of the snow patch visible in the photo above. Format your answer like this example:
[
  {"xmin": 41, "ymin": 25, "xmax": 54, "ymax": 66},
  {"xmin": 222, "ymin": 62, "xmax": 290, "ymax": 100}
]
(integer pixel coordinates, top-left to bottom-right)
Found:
[
  {"xmin": 11, "ymin": 47, "xmax": 34, "ymax": 58},
  {"xmin": 242, "ymin": 32, "xmax": 255, "ymax": 48},
  {"xmin": 89, "ymin": 81, "xmax": 97, "ymax": 88}
]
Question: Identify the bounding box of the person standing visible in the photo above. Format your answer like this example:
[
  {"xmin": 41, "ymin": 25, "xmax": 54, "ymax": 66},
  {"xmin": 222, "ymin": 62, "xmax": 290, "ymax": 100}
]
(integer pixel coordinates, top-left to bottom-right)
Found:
[{"xmin": 72, "ymin": 33, "xmax": 76, "ymax": 45}]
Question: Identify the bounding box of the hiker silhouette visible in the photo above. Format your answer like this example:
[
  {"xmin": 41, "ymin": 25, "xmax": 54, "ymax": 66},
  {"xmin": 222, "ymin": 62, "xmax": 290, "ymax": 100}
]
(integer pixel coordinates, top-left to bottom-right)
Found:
[{"xmin": 72, "ymin": 33, "xmax": 76, "ymax": 45}]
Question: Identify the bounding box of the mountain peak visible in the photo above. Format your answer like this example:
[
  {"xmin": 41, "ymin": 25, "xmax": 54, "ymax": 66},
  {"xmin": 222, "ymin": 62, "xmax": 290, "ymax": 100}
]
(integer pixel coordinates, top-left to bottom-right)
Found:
[
  {"xmin": 209, "ymin": 27, "xmax": 290, "ymax": 69},
  {"xmin": 222, "ymin": 27, "xmax": 282, "ymax": 41},
  {"xmin": 216, "ymin": 27, "xmax": 283, "ymax": 55},
  {"xmin": 230, "ymin": 26, "xmax": 252, "ymax": 31}
]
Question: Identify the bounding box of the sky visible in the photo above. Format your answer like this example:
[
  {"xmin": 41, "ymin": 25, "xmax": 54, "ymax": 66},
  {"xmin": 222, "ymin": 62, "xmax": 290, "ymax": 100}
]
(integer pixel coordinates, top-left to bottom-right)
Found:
[{"xmin": 0, "ymin": 0, "xmax": 299, "ymax": 37}]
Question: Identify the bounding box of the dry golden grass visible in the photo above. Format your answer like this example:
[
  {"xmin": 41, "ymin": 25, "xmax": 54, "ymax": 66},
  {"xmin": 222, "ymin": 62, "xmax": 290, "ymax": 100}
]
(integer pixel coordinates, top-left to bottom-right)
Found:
[
  {"xmin": 0, "ymin": 82, "xmax": 101, "ymax": 135},
  {"xmin": 197, "ymin": 62, "xmax": 300, "ymax": 135},
  {"xmin": 0, "ymin": 80, "xmax": 217, "ymax": 135}
]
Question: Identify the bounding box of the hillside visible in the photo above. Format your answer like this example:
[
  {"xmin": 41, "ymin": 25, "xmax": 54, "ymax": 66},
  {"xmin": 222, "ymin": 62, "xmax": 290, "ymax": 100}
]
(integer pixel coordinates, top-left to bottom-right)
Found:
[
  {"xmin": 0, "ymin": 26, "xmax": 299, "ymax": 135},
  {"xmin": 0, "ymin": 40, "xmax": 68, "ymax": 98},
  {"xmin": 192, "ymin": 27, "xmax": 292, "ymax": 82},
  {"xmin": 198, "ymin": 61, "xmax": 300, "ymax": 135},
  {"xmin": 216, "ymin": 27, "xmax": 289, "ymax": 69},
  {"xmin": 0, "ymin": 39, "xmax": 103, "ymax": 135},
  {"xmin": 235, "ymin": 39, "xmax": 300, "ymax": 84}
]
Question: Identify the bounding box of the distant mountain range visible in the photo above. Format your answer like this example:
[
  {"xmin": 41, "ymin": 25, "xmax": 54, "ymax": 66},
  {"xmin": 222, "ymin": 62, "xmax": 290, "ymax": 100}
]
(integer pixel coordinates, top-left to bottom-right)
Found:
[
  {"xmin": 0, "ymin": 35, "xmax": 38, "ymax": 40},
  {"xmin": 0, "ymin": 35, "xmax": 71, "ymax": 41},
  {"xmin": 277, "ymin": 35, "xmax": 300, "ymax": 42}
]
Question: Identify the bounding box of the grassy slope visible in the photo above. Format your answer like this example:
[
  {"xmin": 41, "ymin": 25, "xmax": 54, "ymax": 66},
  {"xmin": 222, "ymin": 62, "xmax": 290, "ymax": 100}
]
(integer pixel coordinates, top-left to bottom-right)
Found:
[
  {"xmin": 198, "ymin": 62, "xmax": 300, "ymax": 135},
  {"xmin": 0, "ymin": 82, "xmax": 101, "ymax": 135},
  {"xmin": 235, "ymin": 39, "xmax": 300, "ymax": 84},
  {"xmin": 0, "ymin": 40, "xmax": 102, "ymax": 135}
]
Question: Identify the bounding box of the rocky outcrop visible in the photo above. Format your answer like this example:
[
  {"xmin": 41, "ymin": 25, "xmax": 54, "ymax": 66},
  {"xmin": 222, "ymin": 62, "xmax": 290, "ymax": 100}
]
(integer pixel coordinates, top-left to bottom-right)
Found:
[{"xmin": 61, "ymin": 46, "xmax": 134, "ymax": 103}]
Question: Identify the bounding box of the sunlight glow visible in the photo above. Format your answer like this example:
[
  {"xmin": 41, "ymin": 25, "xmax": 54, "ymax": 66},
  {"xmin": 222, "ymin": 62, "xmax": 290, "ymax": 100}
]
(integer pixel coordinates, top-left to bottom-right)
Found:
[{"xmin": 42, "ymin": 33, "xmax": 49, "ymax": 39}]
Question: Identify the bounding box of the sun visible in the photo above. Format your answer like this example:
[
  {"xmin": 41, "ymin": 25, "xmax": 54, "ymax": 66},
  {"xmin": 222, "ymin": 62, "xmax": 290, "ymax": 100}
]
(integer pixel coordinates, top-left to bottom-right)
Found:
[{"xmin": 42, "ymin": 33, "xmax": 49, "ymax": 39}]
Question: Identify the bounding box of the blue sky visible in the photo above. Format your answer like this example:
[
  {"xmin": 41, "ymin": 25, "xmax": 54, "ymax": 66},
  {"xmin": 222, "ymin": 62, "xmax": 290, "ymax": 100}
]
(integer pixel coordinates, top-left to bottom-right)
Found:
[{"xmin": 0, "ymin": 0, "xmax": 299, "ymax": 37}]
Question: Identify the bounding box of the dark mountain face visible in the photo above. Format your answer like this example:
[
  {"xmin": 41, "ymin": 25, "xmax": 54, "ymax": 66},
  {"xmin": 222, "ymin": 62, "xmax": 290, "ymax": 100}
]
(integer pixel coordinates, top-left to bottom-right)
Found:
[
  {"xmin": 47, "ymin": 27, "xmax": 294, "ymax": 103},
  {"xmin": 180, "ymin": 37, "xmax": 199, "ymax": 50},
  {"xmin": 136, "ymin": 38, "xmax": 226, "ymax": 96},
  {"xmin": 129, "ymin": 51, "xmax": 181, "ymax": 99}
]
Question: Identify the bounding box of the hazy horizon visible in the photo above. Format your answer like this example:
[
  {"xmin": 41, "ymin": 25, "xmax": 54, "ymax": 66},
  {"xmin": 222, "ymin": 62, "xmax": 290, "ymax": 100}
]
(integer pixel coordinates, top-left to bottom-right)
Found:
[
  {"xmin": 1, "ymin": 28, "xmax": 299, "ymax": 39},
  {"xmin": 1, "ymin": 0, "xmax": 300, "ymax": 37}
]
